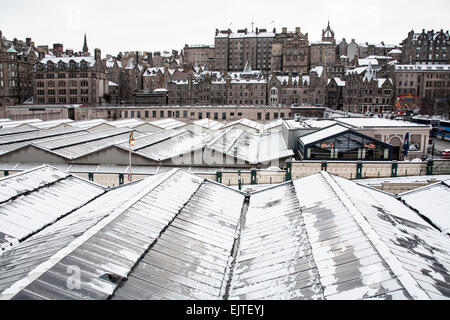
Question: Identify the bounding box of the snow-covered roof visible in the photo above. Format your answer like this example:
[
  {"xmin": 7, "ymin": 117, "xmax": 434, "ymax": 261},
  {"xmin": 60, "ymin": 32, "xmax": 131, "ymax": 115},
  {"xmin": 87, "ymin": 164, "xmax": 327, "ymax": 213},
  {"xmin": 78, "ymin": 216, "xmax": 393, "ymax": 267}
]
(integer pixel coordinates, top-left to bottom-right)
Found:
[
  {"xmin": 388, "ymin": 49, "xmax": 402, "ymax": 55},
  {"xmin": 206, "ymin": 128, "xmax": 293, "ymax": 164},
  {"xmin": 346, "ymin": 66, "xmax": 368, "ymax": 76},
  {"xmin": 328, "ymin": 78, "xmax": 346, "ymax": 86},
  {"xmin": 377, "ymin": 78, "xmax": 393, "ymax": 88},
  {"xmin": 150, "ymin": 118, "xmax": 185, "ymax": 130},
  {"xmin": 335, "ymin": 118, "xmax": 428, "ymax": 128},
  {"xmin": 358, "ymin": 58, "xmax": 379, "ymax": 66},
  {"xmin": 400, "ymin": 180, "xmax": 450, "ymax": 234},
  {"xmin": 395, "ymin": 64, "xmax": 450, "ymax": 71},
  {"xmin": 186, "ymin": 44, "xmax": 214, "ymax": 48},
  {"xmin": 225, "ymin": 32, "xmax": 275, "ymax": 39},
  {"xmin": 300, "ymin": 124, "xmax": 349, "ymax": 145},
  {"xmin": 1, "ymin": 169, "xmax": 449, "ymax": 300},
  {"xmin": 40, "ymin": 56, "xmax": 96, "ymax": 67},
  {"xmin": 0, "ymin": 165, "xmax": 106, "ymax": 252},
  {"xmin": 193, "ymin": 118, "xmax": 225, "ymax": 130},
  {"xmin": 310, "ymin": 66, "xmax": 324, "ymax": 77}
]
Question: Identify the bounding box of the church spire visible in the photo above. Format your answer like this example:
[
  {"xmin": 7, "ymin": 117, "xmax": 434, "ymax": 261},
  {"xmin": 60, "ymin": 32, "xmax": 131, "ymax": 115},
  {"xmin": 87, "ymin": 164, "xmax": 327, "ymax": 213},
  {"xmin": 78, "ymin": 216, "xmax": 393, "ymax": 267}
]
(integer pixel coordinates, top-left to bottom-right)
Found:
[{"xmin": 83, "ymin": 33, "xmax": 89, "ymax": 55}]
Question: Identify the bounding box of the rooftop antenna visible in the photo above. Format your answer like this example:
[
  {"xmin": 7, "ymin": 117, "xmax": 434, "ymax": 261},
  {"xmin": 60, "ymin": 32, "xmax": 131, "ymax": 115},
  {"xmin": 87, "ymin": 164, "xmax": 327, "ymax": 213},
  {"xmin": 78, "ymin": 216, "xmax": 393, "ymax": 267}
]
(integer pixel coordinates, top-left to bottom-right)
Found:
[{"xmin": 251, "ymin": 20, "xmax": 254, "ymax": 33}]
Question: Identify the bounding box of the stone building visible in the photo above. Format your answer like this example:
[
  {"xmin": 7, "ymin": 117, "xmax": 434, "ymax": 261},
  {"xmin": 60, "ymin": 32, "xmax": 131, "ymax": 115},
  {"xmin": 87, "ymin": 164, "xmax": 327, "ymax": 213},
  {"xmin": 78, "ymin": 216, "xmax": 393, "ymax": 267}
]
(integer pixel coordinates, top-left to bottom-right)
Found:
[
  {"xmin": 392, "ymin": 64, "xmax": 450, "ymax": 110},
  {"xmin": 347, "ymin": 39, "xmax": 360, "ymax": 62},
  {"xmin": 183, "ymin": 44, "xmax": 215, "ymax": 68},
  {"xmin": 310, "ymin": 22, "xmax": 336, "ymax": 69},
  {"xmin": 342, "ymin": 63, "xmax": 395, "ymax": 114},
  {"xmin": 167, "ymin": 63, "xmax": 267, "ymax": 106},
  {"xmin": 271, "ymin": 27, "xmax": 309, "ymax": 74},
  {"xmin": 33, "ymin": 48, "xmax": 109, "ymax": 106},
  {"xmin": 267, "ymin": 65, "xmax": 328, "ymax": 107},
  {"xmin": 326, "ymin": 77, "xmax": 346, "ymax": 110},
  {"xmin": 0, "ymin": 30, "xmax": 38, "ymax": 107},
  {"xmin": 214, "ymin": 27, "xmax": 275, "ymax": 73},
  {"xmin": 337, "ymin": 38, "xmax": 348, "ymax": 57},
  {"xmin": 401, "ymin": 29, "xmax": 449, "ymax": 65}
]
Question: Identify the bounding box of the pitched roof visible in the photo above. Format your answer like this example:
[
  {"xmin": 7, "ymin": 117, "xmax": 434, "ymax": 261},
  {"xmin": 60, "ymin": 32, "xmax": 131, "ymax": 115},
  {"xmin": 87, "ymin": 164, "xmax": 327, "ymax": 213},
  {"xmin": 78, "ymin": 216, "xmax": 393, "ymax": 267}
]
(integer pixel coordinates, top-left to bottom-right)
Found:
[
  {"xmin": 0, "ymin": 170, "xmax": 449, "ymax": 300},
  {"xmin": 0, "ymin": 166, "xmax": 106, "ymax": 252},
  {"xmin": 400, "ymin": 179, "xmax": 450, "ymax": 234}
]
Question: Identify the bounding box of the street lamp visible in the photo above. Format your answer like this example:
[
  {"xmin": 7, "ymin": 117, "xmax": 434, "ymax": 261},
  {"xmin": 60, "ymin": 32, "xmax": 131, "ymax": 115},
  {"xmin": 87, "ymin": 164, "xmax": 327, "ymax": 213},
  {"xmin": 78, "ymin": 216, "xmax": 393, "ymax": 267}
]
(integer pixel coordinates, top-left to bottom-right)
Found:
[{"xmin": 128, "ymin": 131, "xmax": 135, "ymax": 182}]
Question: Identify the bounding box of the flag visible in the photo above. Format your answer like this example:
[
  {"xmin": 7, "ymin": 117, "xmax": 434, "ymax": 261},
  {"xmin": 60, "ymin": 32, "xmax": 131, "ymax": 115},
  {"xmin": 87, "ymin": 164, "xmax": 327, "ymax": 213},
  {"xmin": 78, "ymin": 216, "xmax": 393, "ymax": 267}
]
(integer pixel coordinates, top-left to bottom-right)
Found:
[{"xmin": 402, "ymin": 132, "xmax": 410, "ymax": 157}]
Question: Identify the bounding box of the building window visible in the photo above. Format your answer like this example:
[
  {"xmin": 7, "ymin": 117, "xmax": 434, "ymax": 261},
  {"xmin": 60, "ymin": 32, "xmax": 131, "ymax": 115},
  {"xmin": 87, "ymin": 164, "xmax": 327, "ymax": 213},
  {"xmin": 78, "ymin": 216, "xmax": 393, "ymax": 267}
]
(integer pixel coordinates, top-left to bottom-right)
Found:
[{"xmin": 160, "ymin": 111, "xmax": 164, "ymax": 118}]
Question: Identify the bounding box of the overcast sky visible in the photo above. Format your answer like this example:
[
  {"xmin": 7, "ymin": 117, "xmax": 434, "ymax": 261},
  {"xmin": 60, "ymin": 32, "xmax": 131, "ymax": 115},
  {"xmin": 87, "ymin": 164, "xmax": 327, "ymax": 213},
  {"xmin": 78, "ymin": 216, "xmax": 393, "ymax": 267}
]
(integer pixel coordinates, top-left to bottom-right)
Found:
[{"xmin": 1, "ymin": 0, "xmax": 449, "ymax": 55}]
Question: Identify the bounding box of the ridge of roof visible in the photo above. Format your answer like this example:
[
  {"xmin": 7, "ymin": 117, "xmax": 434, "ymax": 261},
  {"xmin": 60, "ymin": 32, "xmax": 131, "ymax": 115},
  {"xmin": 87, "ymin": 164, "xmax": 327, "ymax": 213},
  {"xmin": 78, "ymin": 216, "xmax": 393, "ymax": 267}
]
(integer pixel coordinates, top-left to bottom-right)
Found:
[{"xmin": 321, "ymin": 172, "xmax": 431, "ymax": 300}]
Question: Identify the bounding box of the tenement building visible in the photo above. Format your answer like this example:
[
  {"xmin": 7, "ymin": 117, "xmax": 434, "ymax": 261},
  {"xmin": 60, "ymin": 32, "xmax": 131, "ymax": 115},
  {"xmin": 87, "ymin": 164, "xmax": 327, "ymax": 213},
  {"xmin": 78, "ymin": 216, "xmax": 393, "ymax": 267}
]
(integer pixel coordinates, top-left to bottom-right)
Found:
[
  {"xmin": 401, "ymin": 29, "xmax": 449, "ymax": 65},
  {"xmin": 214, "ymin": 27, "xmax": 275, "ymax": 73},
  {"xmin": 343, "ymin": 63, "xmax": 395, "ymax": 114},
  {"xmin": 183, "ymin": 44, "xmax": 215, "ymax": 68},
  {"xmin": 392, "ymin": 64, "xmax": 450, "ymax": 109},
  {"xmin": 167, "ymin": 63, "xmax": 267, "ymax": 106},
  {"xmin": 33, "ymin": 48, "xmax": 109, "ymax": 106},
  {"xmin": 271, "ymin": 27, "xmax": 309, "ymax": 74},
  {"xmin": 267, "ymin": 66, "xmax": 328, "ymax": 106},
  {"xmin": 0, "ymin": 30, "xmax": 38, "ymax": 107}
]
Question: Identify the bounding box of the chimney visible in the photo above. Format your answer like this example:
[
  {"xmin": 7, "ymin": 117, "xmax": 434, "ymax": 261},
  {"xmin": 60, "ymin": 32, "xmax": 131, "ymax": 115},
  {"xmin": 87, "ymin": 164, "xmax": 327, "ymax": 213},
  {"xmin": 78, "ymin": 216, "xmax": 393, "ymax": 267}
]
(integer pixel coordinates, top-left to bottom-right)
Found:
[
  {"xmin": 282, "ymin": 27, "xmax": 287, "ymax": 34},
  {"xmin": 296, "ymin": 27, "xmax": 300, "ymax": 34},
  {"xmin": 26, "ymin": 37, "xmax": 31, "ymax": 47},
  {"xmin": 13, "ymin": 38, "xmax": 17, "ymax": 46},
  {"xmin": 95, "ymin": 48, "xmax": 101, "ymax": 60}
]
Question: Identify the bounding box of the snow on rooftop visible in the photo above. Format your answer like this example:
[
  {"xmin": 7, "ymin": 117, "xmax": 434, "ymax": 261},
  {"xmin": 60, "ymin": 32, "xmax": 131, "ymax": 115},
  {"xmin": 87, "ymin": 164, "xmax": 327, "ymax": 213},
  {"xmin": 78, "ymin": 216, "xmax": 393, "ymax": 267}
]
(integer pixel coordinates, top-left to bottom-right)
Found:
[
  {"xmin": 395, "ymin": 64, "xmax": 450, "ymax": 71},
  {"xmin": 193, "ymin": 118, "xmax": 225, "ymax": 130},
  {"xmin": 388, "ymin": 49, "xmax": 402, "ymax": 54},
  {"xmin": 310, "ymin": 66, "xmax": 324, "ymax": 77},
  {"xmin": 358, "ymin": 58, "xmax": 379, "ymax": 66},
  {"xmin": 0, "ymin": 165, "xmax": 105, "ymax": 252},
  {"xmin": 0, "ymin": 169, "xmax": 449, "ymax": 300},
  {"xmin": 336, "ymin": 118, "xmax": 428, "ymax": 128},
  {"xmin": 300, "ymin": 124, "xmax": 349, "ymax": 145},
  {"xmin": 400, "ymin": 180, "xmax": 450, "ymax": 234}
]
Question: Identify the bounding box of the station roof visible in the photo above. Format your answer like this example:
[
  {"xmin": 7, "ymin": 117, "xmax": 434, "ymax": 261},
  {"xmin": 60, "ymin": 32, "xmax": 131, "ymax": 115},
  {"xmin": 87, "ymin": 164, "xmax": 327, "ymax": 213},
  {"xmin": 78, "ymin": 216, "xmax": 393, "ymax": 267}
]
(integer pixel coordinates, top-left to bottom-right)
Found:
[
  {"xmin": 299, "ymin": 124, "xmax": 350, "ymax": 146},
  {"xmin": 206, "ymin": 127, "xmax": 293, "ymax": 164},
  {"xmin": 0, "ymin": 169, "xmax": 449, "ymax": 300},
  {"xmin": 400, "ymin": 179, "xmax": 450, "ymax": 234},
  {"xmin": 0, "ymin": 166, "xmax": 106, "ymax": 252},
  {"xmin": 335, "ymin": 118, "xmax": 429, "ymax": 129}
]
